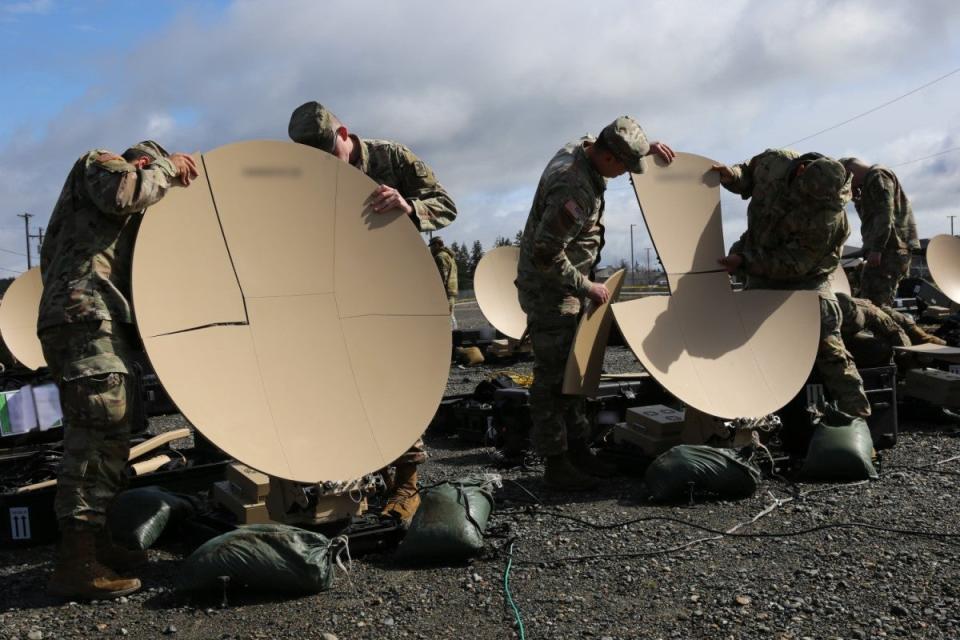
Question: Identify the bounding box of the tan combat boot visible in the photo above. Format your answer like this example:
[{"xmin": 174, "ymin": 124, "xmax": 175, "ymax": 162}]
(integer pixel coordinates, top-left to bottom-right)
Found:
[
  {"xmin": 543, "ymin": 454, "xmax": 600, "ymax": 491},
  {"xmin": 96, "ymin": 527, "xmax": 148, "ymax": 574},
  {"xmin": 382, "ymin": 464, "xmax": 421, "ymax": 526},
  {"xmin": 48, "ymin": 526, "xmax": 141, "ymax": 600},
  {"xmin": 907, "ymin": 325, "xmax": 947, "ymax": 346}
]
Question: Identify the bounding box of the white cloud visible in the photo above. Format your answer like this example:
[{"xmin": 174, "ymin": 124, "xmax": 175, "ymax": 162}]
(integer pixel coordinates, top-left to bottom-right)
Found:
[{"xmin": 2, "ymin": 0, "xmax": 960, "ymax": 266}]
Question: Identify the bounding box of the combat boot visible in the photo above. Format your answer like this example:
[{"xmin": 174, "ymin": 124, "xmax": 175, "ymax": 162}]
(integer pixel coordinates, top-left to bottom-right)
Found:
[
  {"xmin": 543, "ymin": 454, "xmax": 600, "ymax": 491},
  {"xmin": 96, "ymin": 527, "xmax": 148, "ymax": 573},
  {"xmin": 382, "ymin": 463, "xmax": 421, "ymax": 526},
  {"xmin": 568, "ymin": 440, "xmax": 618, "ymax": 478},
  {"xmin": 906, "ymin": 325, "xmax": 947, "ymax": 346},
  {"xmin": 48, "ymin": 526, "xmax": 141, "ymax": 600}
]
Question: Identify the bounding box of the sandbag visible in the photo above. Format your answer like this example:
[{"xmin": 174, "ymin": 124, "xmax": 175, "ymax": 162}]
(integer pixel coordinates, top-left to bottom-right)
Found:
[
  {"xmin": 395, "ymin": 475, "xmax": 498, "ymax": 564},
  {"xmin": 107, "ymin": 486, "xmax": 197, "ymax": 550},
  {"xmin": 455, "ymin": 346, "xmax": 485, "ymax": 366},
  {"xmin": 798, "ymin": 408, "xmax": 878, "ymax": 481},
  {"xmin": 644, "ymin": 445, "xmax": 761, "ymax": 502},
  {"xmin": 179, "ymin": 524, "xmax": 344, "ymax": 593}
]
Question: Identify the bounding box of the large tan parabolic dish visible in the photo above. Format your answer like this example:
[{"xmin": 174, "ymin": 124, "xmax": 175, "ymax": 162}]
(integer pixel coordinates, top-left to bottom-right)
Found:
[
  {"xmin": 631, "ymin": 153, "xmax": 723, "ymax": 283},
  {"xmin": 0, "ymin": 267, "xmax": 46, "ymax": 370},
  {"xmin": 615, "ymin": 152, "xmax": 821, "ymax": 418},
  {"xmin": 927, "ymin": 234, "xmax": 960, "ymax": 304},
  {"xmin": 473, "ymin": 245, "xmax": 526, "ymax": 340},
  {"xmin": 132, "ymin": 140, "xmax": 451, "ymax": 483},
  {"xmin": 562, "ymin": 269, "xmax": 625, "ymax": 395}
]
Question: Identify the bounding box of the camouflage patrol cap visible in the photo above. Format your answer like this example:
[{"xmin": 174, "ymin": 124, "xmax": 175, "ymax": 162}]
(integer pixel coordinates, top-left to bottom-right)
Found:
[
  {"xmin": 598, "ymin": 116, "xmax": 651, "ymax": 173},
  {"xmin": 288, "ymin": 101, "xmax": 338, "ymax": 153},
  {"xmin": 793, "ymin": 157, "xmax": 851, "ymax": 207},
  {"xmin": 125, "ymin": 140, "xmax": 169, "ymax": 162},
  {"xmin": 428, "ymin": 236, "xmax": 443, "ymax": 247}
]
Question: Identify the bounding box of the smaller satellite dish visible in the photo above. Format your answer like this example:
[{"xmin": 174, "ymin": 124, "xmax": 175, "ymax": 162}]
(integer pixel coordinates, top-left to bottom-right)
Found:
[
  {"xmin": 927, "ymin": 234, "xmax": 960, "ymax": 304},
  {"xmin": 473, "ymin": 246, "xmax": 526, "ymax": 340},
  {"xmin": 0, "ymin": 268, "xmax": 46, "ymax": 370}
]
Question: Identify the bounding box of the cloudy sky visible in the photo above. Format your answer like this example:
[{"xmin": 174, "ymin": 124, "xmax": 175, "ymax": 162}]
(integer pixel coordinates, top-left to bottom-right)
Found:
[{"xmin": 1, "ymin": 0, "xmax": 959, "ymax": 277}]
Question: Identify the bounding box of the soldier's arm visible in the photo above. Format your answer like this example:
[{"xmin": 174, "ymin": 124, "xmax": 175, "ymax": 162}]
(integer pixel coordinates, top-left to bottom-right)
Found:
[
  {"xmin": 859, "ymin": 173, "xmax": 895, "ymax": 253},
  {"xmin": 435, "ymin": 254, "xmax": 451, "ymax": 284},
  {"xmin": 719, "ymin": 159, "xmax": 754, "ymax": 198},
  {"xmin": 398, "ymin": 148, "xmax": 457, "ymax": 232},
  {"xmin": 530, "ymin": 190, "xmax": 593, "ymax": 296},
  {"xmin": 83, "ymin": 152, "xmax": 178, "ymax": 217}
]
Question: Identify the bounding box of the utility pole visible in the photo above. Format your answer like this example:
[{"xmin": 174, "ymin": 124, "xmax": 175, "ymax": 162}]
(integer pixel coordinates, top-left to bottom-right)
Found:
[
  {"xmin": 17, "ymin": 213, "xmax": 33, "ymax": 269},
  {"xmin": 29, "ymin": 226, "xmax": 44, "ymax": 258},
  {"xmin": 629, "ymin": 224, "xmax": 637, "ymax": 284},
  {"xmin": 645, "ymin": 247, "xmax": 653, "ymax": 278},
  {"xmin": 949, "ymin": 215, "xmax": 957, "ymax": 236}
]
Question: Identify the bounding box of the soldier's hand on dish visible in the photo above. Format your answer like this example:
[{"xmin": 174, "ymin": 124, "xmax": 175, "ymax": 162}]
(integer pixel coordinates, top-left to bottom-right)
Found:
[
  {"xmin": 370, "ymin": 185, "xmax": 413, "ymax": 216},
  {"xmin": 169, "ymin": 154, "xmax": 199, "ymax": 186},
  {"xmin": 649, "ymin": 142, "xmax": 676, "ymax": 164},
  {"xmin": 866, "ymin": 251, "xmax": 882, "ymax": 268},
  {"xmin": 710, "ymin": 164, "xmax": 735, "ymax": 185},
  {"xmin": 586, "ymin": 282, "xmax": 610, "ymax": 305},
  {"xmin": 718, "ymin": 254, "xmax": 743, "ymax": 273}
]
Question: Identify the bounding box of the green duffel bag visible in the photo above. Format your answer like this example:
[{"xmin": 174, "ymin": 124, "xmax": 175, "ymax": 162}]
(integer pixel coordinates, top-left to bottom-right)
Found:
[
  {"xmin": 798, "ymin": 407, "xmax": 878, "ymax": 482},
  {"xmin": 179, "ymin": 524, "xmax": 346, "ymax": 594},
  {"xmin": 107, "ymin": 486, "xmax": 197, "ymax": 551},
  {"xmin": 394, "ymin": 475, "xmax": 498, "ymax": 564},
  {"xmin": 644, "ymin": 445, "xmax": 762, "ymax": 502}
]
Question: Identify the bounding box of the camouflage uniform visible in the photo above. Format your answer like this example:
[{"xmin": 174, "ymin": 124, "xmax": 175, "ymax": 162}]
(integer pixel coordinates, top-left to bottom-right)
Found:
[
  {"xmin": 853, "ymin": 165, "xmax": 920, "ymax": 306},
  {"xmin": 39, "ymin": 144, "xmax": 177, "ymax": 527},
  {"xmin": 836, "ymin": 292, "xmax": 910, "ymax": 348},
  {"xmin": 290, "ymin": 102, "xmax": 459, "ymax": 466},
  {"xmin": 518, "ymin": 117, "xmax": 650, "ymax": 456},
  {"xmin": 724, "ymin": 151, "xmax": 871, "ymax": 418},
  {"xmin": 432, "ymin": 245, "xmax": 459, "ymax": 315}
]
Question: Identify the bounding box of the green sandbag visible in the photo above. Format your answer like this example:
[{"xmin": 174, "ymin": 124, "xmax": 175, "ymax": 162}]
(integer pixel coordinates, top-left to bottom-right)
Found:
[
  {"xmin": 107, "ymin": 486, "xmax": 197, "ymax": 550},
  {"xmin": 798, "ymin": 408, "xmax": 878, "ymax": 481},
  {"xmin": 179, "ymin": 524, "xmax": 344, "ymax": 594},
  {"xmin": 645, "ymin": 445, "xmax": 761, "ymax": 502},
  {"xmin": 395, "ymin": 476, "xmax": 497, "ymax": 564}
]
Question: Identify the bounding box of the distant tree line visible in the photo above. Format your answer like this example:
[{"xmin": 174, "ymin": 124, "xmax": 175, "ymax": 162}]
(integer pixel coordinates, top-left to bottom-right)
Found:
[{"xmin": 446, "ymin": 230, "xmax": 522, "ymax": 290}]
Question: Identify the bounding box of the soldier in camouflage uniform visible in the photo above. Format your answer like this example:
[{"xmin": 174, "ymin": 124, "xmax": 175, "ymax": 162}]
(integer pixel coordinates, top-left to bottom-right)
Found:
[
  {"xmin": 39, "ymin": 141, "xmax": 197, "ymax": 599},
  {"xmin": 288, "ymin": 101, "xmax": 457, "ymax": 522},
  {"xmin": 839, "ymin": 158, "xmax": 920, "ymax": 307},
  {"xmin": 429, "ymin": 236, "xmax": 459, "ymax": 324},
  {"xmin": 837, "ymin": 291, "xmax": 945, "ymax": 348},
  {"xmin": 517, "ymin": 116, "xmax": 675, "ymax": 491},
  {"xmin": 714, "ymin": 151, "xmax": 871, "ymax": 418}
]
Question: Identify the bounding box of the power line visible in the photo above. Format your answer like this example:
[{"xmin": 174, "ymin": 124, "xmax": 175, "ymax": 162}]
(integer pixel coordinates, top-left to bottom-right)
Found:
[
  {"xmin": 784, "ymin": 65, "xmax": 960, "ymax": 147},
  {"xmin": 890, "ymin": 145, "xmax": 960, "ymax": 168},
  {"xmin": 0, "ymin": 247, "xmax": 27, "ymax": 257},
  {"xmin": 0, "ymin": 265, "xmax": 23, "ymax": 275}
]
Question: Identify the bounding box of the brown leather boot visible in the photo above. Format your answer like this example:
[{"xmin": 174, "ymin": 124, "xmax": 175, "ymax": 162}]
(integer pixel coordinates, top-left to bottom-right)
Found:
[
  {"xmin": 907, "ymin": 325, "xmax": 947, "ymax": 345},
  {"xmin": 543, "ymin": 454, "xmax": 600, "ymax": 491},
  {"xmin": 96, "ymin": 528, "xmax": 148, "ymax": 574},
  {"xmin": 48, "ymin": 526, "xmax": 141, "ymax": 600},
  {"xmin": 381, "ymin": 464, "xmax": 421, "ymax": 526},
  {"xmin": 568, "ymin": 440, "xmax": 618, "ymax": 478}
]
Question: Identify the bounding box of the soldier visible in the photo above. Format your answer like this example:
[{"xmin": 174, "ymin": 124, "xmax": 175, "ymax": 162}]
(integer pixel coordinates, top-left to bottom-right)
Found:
[
  {"xmin": 39, "ymin": 142, "xmax": 198, "ymax": 599},
  {"xmin": 429, "ymin": 236, "xmax": 458, "ymax": 326},
  {"xmin": 714, "ymin": 151, "xmax": 871, "ymax": 418},
  {"xmin": 517, "ymin": 116, "xmax": 675, "ymax": 490},
  {"xmin": 840, "ymin": 158, "xmax": 920, "ymax": 306},
  {"xmin": 288, "ymin": 101, "xmax": 457, "ymax": 523},
  {"xmin": 837, "ymin": 291, "xmax": 945, "ymax": 348}
]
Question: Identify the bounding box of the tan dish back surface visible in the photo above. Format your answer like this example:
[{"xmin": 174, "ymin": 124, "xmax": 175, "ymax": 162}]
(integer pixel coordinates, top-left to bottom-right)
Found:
[{"xmin": 133, "ymin": 140, "xmax": 450, "ymax": 483}]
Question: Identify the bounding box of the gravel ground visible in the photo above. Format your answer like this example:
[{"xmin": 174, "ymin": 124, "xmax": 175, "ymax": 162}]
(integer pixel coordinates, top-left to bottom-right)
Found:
[{"xmin": 2, "ymin": 321, "xmax": 960, "ymax": 640}]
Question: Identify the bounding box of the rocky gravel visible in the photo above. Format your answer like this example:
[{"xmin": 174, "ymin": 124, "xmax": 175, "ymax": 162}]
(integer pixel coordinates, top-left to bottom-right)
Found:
[{"xmin": 2, "ymin": 342, "xmax": 960, "ymax": 639}]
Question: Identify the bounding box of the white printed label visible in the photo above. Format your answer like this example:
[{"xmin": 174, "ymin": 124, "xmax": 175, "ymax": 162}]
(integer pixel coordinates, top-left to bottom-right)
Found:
[{"xmin": 9, "ymin": 507, "xmax": 31, "ymax": 540}]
